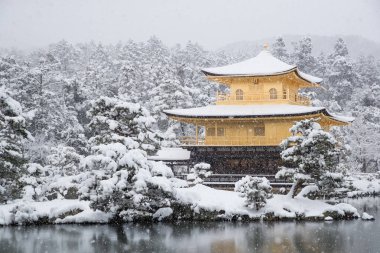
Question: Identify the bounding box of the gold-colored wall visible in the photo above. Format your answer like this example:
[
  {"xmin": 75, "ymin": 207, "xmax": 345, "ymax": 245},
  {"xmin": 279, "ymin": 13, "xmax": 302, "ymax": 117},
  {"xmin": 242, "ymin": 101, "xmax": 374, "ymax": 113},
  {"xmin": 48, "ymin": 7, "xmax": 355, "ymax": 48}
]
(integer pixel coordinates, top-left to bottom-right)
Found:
[
  {"xmin": 214, "ymin": 74, "xmax": 313, "ymax": 105},
  {"xmin": 201, "ymin": 117, "xmax": 332, "ymax": 146}
]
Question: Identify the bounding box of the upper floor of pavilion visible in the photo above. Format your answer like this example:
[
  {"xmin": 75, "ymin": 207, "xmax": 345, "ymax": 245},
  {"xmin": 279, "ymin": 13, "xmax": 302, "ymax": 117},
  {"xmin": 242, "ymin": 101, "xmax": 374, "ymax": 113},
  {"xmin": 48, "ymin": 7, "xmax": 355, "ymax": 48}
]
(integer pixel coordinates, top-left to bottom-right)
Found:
[{"xmin": 201, "ymin": 48, "xmax": 322, "ymax": 106}]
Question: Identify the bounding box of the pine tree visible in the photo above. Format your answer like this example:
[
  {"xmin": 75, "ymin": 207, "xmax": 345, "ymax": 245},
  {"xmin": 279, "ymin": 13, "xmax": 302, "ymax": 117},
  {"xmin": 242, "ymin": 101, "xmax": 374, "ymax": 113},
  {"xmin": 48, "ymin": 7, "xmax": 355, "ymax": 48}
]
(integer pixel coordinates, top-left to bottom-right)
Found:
[
  {"xmin": 325, "ymin": 38, "xmax": 357, "ymax": 106},
  {"xmin": 290, "ymin": 37, "xmax": 317, "ymax": 73},
  {"xmin": 83, "ymin": 96, "xmax": 175, "ymax": 221},
  {"xmin": 272, "ymin": 37, "xmax": 289, "ymax": 62},
  {"xmin": 0, "ymin": 87, "xmax": 31, "ymax": 202},
  {"xmin": 234, "ymin": 176, "xmax": 273, "ymax": 210},
  {"xmin": 276, "ymin": 119, "xmax": 342, "ymax": 198},
  {"xmin": 186, "ymin": 162, "xmax": 212, "ymax": 186}
]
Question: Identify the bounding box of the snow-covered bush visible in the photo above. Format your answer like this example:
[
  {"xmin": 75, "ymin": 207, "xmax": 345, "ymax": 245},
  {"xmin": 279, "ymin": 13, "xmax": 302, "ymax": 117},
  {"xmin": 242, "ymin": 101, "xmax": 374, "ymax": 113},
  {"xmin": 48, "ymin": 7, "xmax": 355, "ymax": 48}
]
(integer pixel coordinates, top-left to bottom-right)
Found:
[
  {"xmin": 186, "ymin": 162, "xmax": 212, "ymax": 186},
  {"xmin": 19, "ymin": 163, "xmax": 47, "ymax": 201},
  {"xmin": 45, "ymin": 145, "xmax": 84, "ymax": 176},
  {"xmin": 278, "ymin": 119, "xmax": 343, "ymax": 198},
  {"xmin": 10, "ymin": 203, "xmax": 39, "ymax": 225},
  {"xmin": 319, "ymin": 172, "xmax": 345, "ymax": 197},
  {"xmin": 234, "ymin": 176, "xmax": 273, "ymax": 210}
]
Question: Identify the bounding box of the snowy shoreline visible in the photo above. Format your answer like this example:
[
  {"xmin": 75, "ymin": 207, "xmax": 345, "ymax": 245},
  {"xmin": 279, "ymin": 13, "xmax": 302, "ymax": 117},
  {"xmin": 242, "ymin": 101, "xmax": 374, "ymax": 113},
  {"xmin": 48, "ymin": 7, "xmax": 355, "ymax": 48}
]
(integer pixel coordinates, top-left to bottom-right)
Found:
[{"xmin": 1, "ymin": 184, "xmax": 377, "ymax": 226}]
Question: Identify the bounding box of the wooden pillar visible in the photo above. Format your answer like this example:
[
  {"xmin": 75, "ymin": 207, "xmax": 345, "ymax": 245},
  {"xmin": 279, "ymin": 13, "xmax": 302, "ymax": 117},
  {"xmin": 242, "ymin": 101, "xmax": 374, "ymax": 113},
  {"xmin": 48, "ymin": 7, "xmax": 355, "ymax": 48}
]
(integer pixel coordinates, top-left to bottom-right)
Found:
[
  {"xmin": 195, "ymin": 123, "xmax": 198, "ymax": 145},
  {"xmin": 215, "ymin": 121, "xmax": 218, "ymax": 145}
]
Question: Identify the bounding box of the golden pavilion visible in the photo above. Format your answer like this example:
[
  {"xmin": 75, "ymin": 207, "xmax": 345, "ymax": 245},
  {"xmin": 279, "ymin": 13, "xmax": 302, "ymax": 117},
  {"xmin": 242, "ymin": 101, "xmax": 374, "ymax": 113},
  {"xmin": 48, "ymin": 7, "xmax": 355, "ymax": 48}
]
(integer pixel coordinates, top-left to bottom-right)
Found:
[{"xmin": 164, "ymin": 46, "xmax": 353, "ymax": 174}]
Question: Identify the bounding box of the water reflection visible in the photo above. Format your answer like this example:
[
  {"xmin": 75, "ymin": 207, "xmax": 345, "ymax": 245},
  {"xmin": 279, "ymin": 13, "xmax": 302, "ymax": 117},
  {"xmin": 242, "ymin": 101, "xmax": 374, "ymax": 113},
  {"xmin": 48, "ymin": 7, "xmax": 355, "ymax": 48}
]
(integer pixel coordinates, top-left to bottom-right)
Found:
[{"xmin": 0, "ymin": 197, "xmax": 379, "ymax": 253}]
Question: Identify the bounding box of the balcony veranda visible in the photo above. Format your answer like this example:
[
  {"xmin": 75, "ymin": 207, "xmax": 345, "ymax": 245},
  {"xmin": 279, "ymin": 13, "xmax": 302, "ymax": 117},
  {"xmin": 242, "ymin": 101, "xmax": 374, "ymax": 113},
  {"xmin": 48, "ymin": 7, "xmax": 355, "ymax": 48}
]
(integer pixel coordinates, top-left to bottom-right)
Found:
[
  {"xmin": 180, "ymin": 136, "xmax": 281, "ymax": 146},
  {"xmin": 216, "ymin": 91, "xmax": 310, "ymax": 106}
]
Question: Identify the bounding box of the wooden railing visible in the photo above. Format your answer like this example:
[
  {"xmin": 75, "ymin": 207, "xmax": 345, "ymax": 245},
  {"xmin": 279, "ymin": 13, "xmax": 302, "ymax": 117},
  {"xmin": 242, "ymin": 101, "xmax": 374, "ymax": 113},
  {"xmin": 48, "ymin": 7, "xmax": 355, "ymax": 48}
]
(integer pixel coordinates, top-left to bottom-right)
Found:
[
  {"xmin": 180, "ymin": 136, "xmax": 281, "ymax": 146},
  {"xmin": 180, "ymin": 136, "xmax": 205, "ymax": 146},
  {"xmin": 216, "ymin": 91, "xmax": 310, "ymax": 105}
]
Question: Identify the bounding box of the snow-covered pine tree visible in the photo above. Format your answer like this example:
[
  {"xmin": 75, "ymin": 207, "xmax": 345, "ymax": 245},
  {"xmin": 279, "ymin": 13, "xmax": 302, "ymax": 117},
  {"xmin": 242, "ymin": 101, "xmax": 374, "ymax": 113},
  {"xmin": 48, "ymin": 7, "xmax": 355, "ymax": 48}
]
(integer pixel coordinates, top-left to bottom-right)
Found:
[
  {"xmin": 186, "ymin": 162, "xmax": 212, "ymax": 186},
  {"xmin": 325, "ymin": 38, "xmax": 357, "ymax": 106},
  {"xmin": 290, "ymin": 37, "xmax": 317, "ymax": 74},
  {"xmin": 272, "ymin": 37, "xmax": 289, "ymax": 62},
  {"xmin": 0, "ymin": 87, "xmax": 31, "ymax": 202},
  {"xmin": 234, "ymin": 176, "xmax": 273, "ymax": 210},
  {"xmin": 276, "ymin": 119, "xmax": 342, "ymax": 198},
  {"xmin": 149, "ymin": 71, "xmax": 192, "ymax": 133},
  {"xmin": 82, "ymin": 96, "xmax": 175, "ymax": 221}
]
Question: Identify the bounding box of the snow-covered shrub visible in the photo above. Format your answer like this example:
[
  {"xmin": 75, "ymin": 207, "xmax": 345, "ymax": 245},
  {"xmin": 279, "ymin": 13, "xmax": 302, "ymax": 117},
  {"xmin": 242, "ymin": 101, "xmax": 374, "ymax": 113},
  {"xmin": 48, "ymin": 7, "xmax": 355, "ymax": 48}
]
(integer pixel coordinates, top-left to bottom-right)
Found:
[
  {"xmin": 319, "ymin": 172, "xmax": 345, "ymax": 197},
  {"xmin": 297, "ymin": 184, "xmax": 319, "ymax": 199},
  {"xmin": 279, "ymin": 119, "xmax": 343, "ymax": 198},
  {"xmin": 234, "ymin": 176, "xmax": 273, "ymax": 210},
  {"xmin": 186, "ymin": 162, "xmax": 212, "ymax": 186},
  {"xmin": 19, "ymin": 163, "xmax": 48, "ymax": 201},
  {"xmin": 10, "ymin": 203, "xmax": 39, "ymax": 225},
  {"xmin": 275, "ymin": 167, "xmax": 296, "ymax": 181},
  {"xmin": 45, "ymin": 145, "xmax": 84, "ymax": 176}
]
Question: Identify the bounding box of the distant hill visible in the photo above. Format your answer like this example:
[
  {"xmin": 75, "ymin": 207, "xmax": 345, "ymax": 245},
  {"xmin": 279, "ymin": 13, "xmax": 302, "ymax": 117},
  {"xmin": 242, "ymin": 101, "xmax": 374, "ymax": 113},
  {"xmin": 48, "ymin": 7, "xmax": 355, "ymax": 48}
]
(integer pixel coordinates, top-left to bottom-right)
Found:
[{"xmin": 218, "ymin": 35, "xmax": 380, "ymax": 59}]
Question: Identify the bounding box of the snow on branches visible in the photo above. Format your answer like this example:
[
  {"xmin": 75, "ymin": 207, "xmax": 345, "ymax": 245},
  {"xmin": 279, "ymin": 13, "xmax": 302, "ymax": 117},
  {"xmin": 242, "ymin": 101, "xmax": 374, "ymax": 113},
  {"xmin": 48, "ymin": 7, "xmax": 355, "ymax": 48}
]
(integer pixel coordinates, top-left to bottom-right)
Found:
[
  {"xmin": 278, "ymin": 118, "xmax": 344, "ymax": 198},
  {"xmin": 0, "ymin": 87, "xmax": 31, "ymax": 202},
  {"xmin": 82, "ymin": 96, "xmax": 176, "ymax": 221},
  {"xmin": 186, "ymin": 162, "xmax": 212, "ymax": 186},
  {"xmin": 234, "ymin": 176, "xmax": 273, "ymax": 210}
]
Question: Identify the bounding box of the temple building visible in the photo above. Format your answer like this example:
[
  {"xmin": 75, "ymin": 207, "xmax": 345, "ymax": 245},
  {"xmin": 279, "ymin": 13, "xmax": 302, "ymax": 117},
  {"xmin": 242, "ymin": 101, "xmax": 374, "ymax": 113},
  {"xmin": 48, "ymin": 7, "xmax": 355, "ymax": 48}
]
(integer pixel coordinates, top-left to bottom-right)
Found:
[{"xmin": 164, "ymin": 46, "xmax": 353, "ymax": 175}]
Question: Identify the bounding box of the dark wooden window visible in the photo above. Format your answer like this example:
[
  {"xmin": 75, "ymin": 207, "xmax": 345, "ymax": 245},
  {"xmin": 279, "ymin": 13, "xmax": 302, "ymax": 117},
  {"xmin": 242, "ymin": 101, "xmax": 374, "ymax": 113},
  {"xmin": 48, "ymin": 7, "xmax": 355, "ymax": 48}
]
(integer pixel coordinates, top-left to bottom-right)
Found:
[
  {"xmin": 254, "ymin": 127, "xmax": 265, "ymax": 136},
  {"xmin": 254, "ymin": 122, "xmax": 265, "ymax": 136},
  {"xmin": 283, "ymin": 88, "xmax": 287, "ymax": 99},
  {"xmin": 236, "ymin": 89, "xmax": 244, "ymax": 100},
  {"xmin": 217, "ymin": 128, "xmax": 225, "ymax": 136},
  {"xmin": 207, "ymin": 127, "xmax": 215, "ymax": 136}
]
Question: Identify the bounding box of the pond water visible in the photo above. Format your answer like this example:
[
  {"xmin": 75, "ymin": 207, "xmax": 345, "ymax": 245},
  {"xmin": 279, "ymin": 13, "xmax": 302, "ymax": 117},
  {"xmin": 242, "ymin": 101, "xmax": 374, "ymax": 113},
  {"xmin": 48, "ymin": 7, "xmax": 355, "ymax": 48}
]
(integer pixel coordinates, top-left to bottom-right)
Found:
[{"xmin": 0, "ymin": 197, "xmax": 379, "ymax": 253}]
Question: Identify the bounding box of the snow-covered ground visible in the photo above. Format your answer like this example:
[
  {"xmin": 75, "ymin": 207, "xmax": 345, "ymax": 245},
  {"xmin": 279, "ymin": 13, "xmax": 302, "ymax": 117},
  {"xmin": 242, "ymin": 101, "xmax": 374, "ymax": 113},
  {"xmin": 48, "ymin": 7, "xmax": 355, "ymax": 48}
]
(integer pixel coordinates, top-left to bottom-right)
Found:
[
  {"xmin": 176, "ymin": 184, "xmax": 360, "ymax": 220},
  {"xmin": 0, "ymin": 184, "xmax": 369, "ymax": 226},
  {"xmin": 0, "ymin": 173, "xmax": 378, "ymax": 226},
  {"xmin": 347, "ymin": 173, "xmax": 380, "ymax": 197}
]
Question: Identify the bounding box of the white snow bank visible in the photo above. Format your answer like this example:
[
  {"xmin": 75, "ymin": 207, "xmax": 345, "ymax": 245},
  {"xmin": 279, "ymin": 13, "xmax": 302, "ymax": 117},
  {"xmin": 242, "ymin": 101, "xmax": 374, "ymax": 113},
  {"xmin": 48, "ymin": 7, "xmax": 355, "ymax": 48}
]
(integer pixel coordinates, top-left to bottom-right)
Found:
[
  {"xmin": 153, "ymin": 207, "xmax": 173, "ymax": 221},
  {"xmin": 176, "ymin": 184, "xmax": 247, "ymax": 216},
  {"xmin": 347, "ymin": 173, "xmax": 380, "ymax": 197},
  {"xmin": 0, "ymin": 200, "xmax": 111, "ymax": 225},
  {"xmin": 361, "ymin": 212, "xmax": 375, "ymax": 220},
  {"xmin": 175, "ymin": 184, "xmax": 359, "ymax": 220},
  {"xmin": 149, "ymin": 148, "xmax": 191, "ymax": 161}
]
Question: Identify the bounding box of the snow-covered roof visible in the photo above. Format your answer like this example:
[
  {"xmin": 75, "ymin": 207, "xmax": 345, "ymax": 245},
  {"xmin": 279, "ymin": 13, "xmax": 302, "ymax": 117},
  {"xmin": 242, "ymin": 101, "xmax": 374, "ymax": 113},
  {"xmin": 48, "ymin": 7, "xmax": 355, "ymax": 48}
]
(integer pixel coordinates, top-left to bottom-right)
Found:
[
  {"xmin": 202, "ymin": 50, "xmax": 323, "ymax": 84},
  {"xmin": 164, "ymin": 104, "xmax": 354, "ymax": 123},
  {"xmin": 149, "ymin": 148, "xmax": 191, "ymax": 161}
]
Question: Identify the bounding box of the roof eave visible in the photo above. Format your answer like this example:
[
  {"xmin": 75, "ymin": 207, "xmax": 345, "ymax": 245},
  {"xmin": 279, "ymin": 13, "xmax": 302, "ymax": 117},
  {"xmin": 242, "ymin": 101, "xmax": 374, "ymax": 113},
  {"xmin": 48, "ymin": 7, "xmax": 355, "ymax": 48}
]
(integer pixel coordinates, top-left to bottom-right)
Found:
[
  {"xmin": 202, "ymin": 68, "xmax": 322, "ymax": 85},
  {"xmin": 164, "ymin": 109, "xmax": 327, "ymax": 119}
]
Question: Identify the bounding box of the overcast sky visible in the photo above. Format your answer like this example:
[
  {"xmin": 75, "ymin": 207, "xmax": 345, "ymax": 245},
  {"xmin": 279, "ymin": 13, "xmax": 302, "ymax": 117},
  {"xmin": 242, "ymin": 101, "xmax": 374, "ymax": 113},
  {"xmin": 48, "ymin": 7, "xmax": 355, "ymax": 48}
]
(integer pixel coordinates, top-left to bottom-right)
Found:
[{"xmin": 0, "ymin": 0, "xmax": 379, "ymax": 50}]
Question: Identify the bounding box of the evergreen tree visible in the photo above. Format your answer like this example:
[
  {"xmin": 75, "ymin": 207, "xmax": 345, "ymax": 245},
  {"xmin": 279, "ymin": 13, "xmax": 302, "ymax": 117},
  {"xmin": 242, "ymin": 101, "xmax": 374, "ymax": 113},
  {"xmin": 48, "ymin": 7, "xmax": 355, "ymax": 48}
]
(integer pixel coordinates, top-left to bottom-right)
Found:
[
  {"xmin": 234, "ymin": 176, "xmax": 272, "ymax": 210},
  {"xmin": 0, "ymin": 88, "xmax": 31, "ymax": 202},
  {"xmin": 272, "ymin": 37, "xmax": 289, "ymax": 62},
  {"xmin": 276, "ymin": 119, "xmax": 342, "ymax": 198},
  {"xmin": 325, "ymin": 38, "xmax": 357, "ymax": 105},
  {"xmin": 83, "ymin": 96, "xmax": 175, "ymax": 221},
  {"xmin": 186, "ymin": 162, "xmax": 212, "ymax": 186},
  {"xmin": 290, "ymin": 37, "xmax": 317, "ymax": 73}
]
